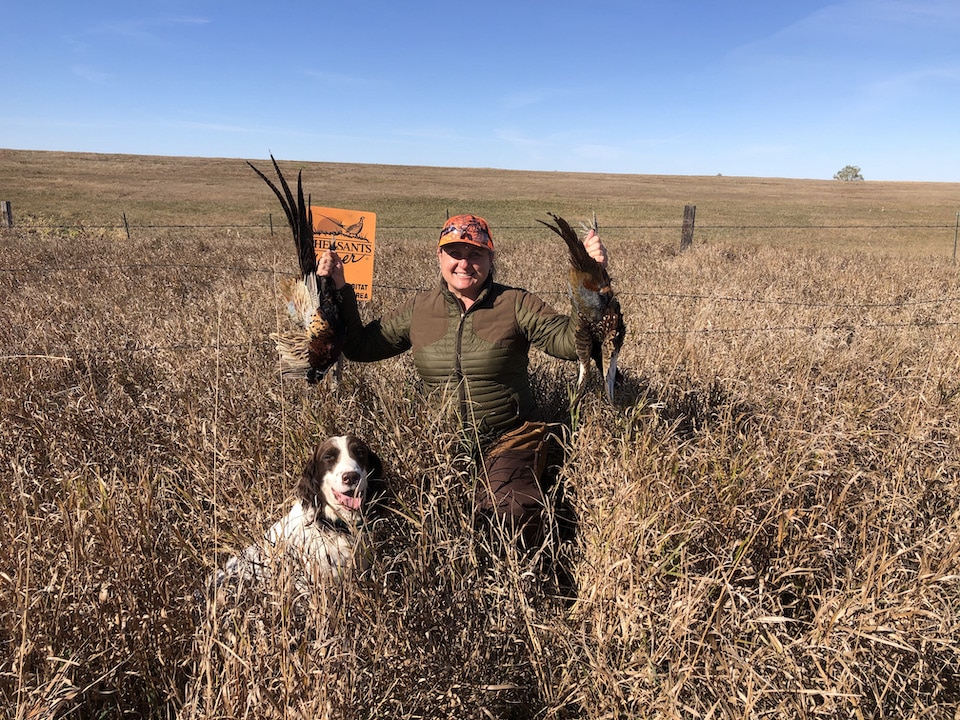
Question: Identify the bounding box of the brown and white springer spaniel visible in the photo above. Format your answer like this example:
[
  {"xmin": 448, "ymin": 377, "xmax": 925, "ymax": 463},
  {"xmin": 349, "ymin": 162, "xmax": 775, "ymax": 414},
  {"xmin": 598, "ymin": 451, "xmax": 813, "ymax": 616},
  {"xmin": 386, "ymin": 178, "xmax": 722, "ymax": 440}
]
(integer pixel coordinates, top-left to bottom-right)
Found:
[{"xmin": 215, "ymin": 435, "xmax": 384, "ymax": 589}]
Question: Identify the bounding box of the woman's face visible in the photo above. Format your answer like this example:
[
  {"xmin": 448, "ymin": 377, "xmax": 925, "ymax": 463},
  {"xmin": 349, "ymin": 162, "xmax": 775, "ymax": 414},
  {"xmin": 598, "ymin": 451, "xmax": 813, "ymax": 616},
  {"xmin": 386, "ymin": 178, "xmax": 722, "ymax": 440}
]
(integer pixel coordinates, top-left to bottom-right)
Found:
[{"xmin": 437, "ymin": 242, "xmax": 493, "ymax": 302}]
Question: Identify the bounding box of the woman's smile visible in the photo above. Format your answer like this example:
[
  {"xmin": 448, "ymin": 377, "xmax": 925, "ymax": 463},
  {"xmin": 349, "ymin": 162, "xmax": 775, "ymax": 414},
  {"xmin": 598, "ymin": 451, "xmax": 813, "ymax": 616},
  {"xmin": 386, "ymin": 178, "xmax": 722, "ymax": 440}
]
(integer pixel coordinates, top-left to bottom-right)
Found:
[{"xmin": 438, "ymin": 242, "xmax": 493, "ymax": 306}]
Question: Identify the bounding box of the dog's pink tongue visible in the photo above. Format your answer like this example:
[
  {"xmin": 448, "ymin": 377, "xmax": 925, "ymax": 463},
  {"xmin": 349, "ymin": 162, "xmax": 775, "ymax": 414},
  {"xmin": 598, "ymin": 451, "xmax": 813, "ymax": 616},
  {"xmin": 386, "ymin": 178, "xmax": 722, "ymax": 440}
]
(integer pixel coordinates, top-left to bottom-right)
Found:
[{"xmin": 338, "ymin": 492, "xmax": 362, "ymax": 510}]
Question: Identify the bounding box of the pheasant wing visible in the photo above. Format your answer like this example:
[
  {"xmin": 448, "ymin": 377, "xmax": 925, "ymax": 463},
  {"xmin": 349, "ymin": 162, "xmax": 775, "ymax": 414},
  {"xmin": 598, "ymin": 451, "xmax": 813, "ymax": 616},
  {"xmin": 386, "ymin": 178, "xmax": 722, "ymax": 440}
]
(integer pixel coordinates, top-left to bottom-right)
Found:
[{"xmin": 248, "ymin": 155, "xmax": 345, "ymax": 383}]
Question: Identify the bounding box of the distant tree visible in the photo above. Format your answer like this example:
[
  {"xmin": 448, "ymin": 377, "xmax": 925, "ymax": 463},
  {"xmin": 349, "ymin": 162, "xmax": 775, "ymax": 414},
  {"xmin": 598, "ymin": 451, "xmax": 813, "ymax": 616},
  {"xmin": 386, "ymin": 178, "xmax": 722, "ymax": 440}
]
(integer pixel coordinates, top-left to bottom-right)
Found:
[{"xmin": 834, "ymin": 165, "xmax": 864, "ymax": 181}]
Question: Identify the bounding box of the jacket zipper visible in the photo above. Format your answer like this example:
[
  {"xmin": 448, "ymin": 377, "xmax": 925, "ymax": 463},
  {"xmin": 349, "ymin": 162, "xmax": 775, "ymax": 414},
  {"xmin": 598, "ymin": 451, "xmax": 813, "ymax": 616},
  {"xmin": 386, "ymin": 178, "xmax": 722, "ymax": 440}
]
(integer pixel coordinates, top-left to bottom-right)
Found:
[{"xmin": 455, "ymin": 304, "xmax": 467, "ymax": 417}]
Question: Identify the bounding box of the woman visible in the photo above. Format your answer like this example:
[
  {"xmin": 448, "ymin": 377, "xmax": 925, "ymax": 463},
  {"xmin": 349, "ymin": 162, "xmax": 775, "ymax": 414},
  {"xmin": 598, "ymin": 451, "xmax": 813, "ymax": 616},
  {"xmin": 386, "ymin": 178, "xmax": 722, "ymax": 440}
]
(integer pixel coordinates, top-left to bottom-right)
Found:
[{"xmin": 318, "ymin": 214, "xmax": 608, "ymax": 546}]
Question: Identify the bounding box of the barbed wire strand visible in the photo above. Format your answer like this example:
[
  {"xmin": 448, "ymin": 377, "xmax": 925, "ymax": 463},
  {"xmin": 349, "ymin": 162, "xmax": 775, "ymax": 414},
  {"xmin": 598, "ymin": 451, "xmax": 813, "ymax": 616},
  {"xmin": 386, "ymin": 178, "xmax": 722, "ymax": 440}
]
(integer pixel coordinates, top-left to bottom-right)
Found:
[
  {"xmin": 4, "ymin": 316, "xmax": 958, "ymax": 363},
  {"xmin": 6, "ymin": 221, "xmax": 955, "ymax": 231},
  {"xmin": 5, "ymin": 260, "xmax": 960, "ymax": 309}
]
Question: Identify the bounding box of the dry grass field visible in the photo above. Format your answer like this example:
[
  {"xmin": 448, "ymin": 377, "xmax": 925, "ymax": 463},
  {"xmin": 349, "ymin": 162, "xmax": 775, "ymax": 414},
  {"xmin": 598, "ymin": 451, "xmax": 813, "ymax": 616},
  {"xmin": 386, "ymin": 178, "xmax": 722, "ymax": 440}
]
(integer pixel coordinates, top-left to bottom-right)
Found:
[{"xmin": 2, "ymin": 149, "xmax": 960, "ymax": 718}]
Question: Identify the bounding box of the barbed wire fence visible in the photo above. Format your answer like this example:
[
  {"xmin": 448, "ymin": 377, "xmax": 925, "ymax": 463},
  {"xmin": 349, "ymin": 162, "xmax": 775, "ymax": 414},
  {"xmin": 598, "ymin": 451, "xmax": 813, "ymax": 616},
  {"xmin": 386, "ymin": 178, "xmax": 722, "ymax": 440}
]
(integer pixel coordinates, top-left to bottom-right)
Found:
[
  {"xmin": 3, "ymin": 210, "xmax": 960, "ymax": 362},
  {"xmin": 4, "ymin": 218, "xmax": 958, "ymax": 234}
]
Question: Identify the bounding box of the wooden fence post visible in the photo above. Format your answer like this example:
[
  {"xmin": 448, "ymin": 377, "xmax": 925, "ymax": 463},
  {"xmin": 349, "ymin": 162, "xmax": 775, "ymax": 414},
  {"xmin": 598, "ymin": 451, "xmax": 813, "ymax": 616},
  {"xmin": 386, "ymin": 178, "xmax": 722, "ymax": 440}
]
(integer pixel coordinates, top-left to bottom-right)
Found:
[
  {"xmin": 953, "ymin": 211, "xmax": 959, "ymax": 264},
  {"xmin": 1, "ymin": 201, "xmax": 12, "ymax": 228},
  {"xmin": 122, "ymin": 213, "xmax": 131, "ymax": 240},
  {"xmin": 680, "ymin": 204, "xmax": 696, "ymax": 251}
]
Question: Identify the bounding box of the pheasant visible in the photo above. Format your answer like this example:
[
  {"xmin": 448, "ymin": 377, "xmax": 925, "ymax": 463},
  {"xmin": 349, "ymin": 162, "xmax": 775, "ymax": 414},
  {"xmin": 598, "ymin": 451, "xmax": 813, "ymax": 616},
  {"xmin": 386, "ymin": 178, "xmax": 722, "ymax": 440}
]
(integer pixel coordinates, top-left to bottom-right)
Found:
[
  {"xmin": 538, "ymin": 213, "xmax": 626, "ymax": 406},
  {"xmin": 247, "ymin": 155, "xmax": 345, "ymax": 384}
]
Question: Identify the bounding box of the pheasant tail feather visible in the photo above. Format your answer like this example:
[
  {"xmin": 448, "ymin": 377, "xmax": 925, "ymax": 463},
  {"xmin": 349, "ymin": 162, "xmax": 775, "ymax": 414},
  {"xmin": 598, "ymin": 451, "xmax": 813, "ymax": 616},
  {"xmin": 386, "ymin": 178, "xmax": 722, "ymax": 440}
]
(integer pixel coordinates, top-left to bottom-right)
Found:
[{"xmin": 249, "ymin": 155, "xmax": 346, "ymax": 384}]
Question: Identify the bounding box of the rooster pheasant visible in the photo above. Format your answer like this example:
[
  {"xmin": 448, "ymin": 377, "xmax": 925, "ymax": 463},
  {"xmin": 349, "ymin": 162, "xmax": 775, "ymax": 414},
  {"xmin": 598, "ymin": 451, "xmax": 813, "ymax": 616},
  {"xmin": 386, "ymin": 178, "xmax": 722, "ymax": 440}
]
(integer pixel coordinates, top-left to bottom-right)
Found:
[
  {"xmin": 538, "ymin": 213, "xmax": 625, "ymax": 406},
  {"xmin": 247, "ymin": 155, "xmax": 345, "ymax": 384}
]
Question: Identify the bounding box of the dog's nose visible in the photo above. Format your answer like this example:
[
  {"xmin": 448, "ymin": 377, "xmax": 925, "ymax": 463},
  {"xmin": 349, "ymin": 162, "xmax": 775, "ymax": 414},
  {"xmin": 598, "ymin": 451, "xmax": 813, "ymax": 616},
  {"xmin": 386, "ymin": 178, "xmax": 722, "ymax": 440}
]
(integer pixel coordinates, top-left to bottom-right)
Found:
[{"xmin": 342, "ymin": 471, "xmax": 361, "ymax": 487}]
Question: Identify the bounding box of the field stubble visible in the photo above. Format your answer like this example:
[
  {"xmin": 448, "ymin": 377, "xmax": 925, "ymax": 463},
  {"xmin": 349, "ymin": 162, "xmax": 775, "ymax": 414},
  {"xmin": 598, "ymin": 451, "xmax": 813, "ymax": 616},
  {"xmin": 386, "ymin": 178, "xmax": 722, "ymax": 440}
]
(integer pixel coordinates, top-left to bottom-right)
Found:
[{"xmin": 1, "ymin": 152, "xmax": 959, "ymax": 718}]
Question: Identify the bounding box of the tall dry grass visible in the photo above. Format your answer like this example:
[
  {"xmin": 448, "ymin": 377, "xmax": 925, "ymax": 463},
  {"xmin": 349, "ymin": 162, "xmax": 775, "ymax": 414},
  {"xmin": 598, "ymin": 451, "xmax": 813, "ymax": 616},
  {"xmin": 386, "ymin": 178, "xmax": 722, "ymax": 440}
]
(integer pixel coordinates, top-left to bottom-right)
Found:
[{"xmin": 2, "ymin": 155, "xmax": 959, "ymax": 718}]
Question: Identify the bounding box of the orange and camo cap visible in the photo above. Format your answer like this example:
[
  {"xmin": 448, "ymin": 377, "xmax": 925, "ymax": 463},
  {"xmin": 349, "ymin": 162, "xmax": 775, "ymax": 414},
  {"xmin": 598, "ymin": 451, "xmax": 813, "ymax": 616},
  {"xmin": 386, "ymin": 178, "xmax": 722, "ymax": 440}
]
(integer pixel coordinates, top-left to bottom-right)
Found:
[{"xmin": 438, "ymin": 214, "xmax": 494, "ymax": 251}]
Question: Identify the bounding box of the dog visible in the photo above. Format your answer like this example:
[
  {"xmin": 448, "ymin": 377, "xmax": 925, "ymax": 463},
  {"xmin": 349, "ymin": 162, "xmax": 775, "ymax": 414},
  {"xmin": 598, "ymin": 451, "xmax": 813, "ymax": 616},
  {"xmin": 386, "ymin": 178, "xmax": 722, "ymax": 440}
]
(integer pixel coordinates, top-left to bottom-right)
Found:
[{"xmin": 214, "ymin": 434, "xmax": 384, "ymax": 591}]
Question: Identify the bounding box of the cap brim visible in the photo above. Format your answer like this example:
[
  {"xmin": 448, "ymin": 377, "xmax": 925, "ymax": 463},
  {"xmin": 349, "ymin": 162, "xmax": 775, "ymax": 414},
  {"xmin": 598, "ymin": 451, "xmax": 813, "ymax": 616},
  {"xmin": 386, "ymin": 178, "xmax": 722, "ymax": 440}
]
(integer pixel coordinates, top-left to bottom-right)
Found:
[{"xmin": 438, "ymin": 237, "xmax": 493, "ymax": 251}]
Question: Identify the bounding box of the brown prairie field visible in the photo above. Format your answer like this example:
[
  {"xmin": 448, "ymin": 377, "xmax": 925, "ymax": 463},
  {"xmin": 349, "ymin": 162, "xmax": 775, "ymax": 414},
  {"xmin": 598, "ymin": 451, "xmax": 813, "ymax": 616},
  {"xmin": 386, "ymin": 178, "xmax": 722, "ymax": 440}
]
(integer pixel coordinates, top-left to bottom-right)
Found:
[{"xmin": 1, "ymin": 149, "xmax": 960, "ymax": 718}]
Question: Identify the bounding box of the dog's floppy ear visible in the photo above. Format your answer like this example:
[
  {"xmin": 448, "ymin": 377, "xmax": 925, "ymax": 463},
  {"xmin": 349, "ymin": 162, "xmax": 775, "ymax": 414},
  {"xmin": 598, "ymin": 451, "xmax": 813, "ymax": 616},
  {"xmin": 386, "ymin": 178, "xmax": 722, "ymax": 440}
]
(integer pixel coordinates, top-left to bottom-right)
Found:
[
  {"xmin": 365, "ymin": 448, "xmax": 387, "ymax": 502},
  {"xmin": 368, "ymin": 449, "xmax": 383, "ymax": 482},
  {"xmin": 297, "ymin": 447, "xmax": 324, "ymax": 511}
]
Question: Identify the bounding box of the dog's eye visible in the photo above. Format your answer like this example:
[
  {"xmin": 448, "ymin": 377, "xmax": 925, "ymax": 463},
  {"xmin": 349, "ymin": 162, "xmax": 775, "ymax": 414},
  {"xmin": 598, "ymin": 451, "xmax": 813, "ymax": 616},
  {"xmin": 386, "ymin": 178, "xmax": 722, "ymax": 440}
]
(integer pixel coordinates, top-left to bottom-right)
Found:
[{"xmin": 322, "ymin": 452, "xmax": 337, "ymax": 463}]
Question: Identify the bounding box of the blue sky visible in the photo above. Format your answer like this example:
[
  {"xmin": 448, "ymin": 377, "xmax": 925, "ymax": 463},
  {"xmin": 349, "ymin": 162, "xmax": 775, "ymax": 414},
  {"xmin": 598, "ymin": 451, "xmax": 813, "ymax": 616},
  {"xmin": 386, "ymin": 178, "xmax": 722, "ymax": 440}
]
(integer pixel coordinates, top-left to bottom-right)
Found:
[{"xmin": 4, "ymin": 1, "xmax": 959, "ymax": 181}]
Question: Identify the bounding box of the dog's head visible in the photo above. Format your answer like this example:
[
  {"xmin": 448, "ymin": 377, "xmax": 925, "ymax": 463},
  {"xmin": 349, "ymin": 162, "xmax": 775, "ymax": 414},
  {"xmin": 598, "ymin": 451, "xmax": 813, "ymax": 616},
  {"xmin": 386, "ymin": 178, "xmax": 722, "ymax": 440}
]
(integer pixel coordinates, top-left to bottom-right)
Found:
[{"xmin": 298, "ymin": 435, "xmax": 384, "ymax": 525}]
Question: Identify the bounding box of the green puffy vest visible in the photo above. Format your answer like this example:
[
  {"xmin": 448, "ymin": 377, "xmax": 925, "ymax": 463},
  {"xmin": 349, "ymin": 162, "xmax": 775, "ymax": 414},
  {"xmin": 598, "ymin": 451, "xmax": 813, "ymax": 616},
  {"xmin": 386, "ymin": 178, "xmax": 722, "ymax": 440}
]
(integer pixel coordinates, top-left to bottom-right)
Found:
[{"xmin": 340, "ymin": 277, "xmax": 578, "ymax": 440}]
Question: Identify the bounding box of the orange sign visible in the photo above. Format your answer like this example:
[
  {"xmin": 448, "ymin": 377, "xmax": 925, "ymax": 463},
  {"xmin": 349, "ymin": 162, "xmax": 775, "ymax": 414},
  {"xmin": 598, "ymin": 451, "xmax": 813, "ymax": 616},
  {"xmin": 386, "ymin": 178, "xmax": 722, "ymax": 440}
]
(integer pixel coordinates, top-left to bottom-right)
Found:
[{"xmin": 311, "ymin": 206, "xmax": 376, "ymax": 301}]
